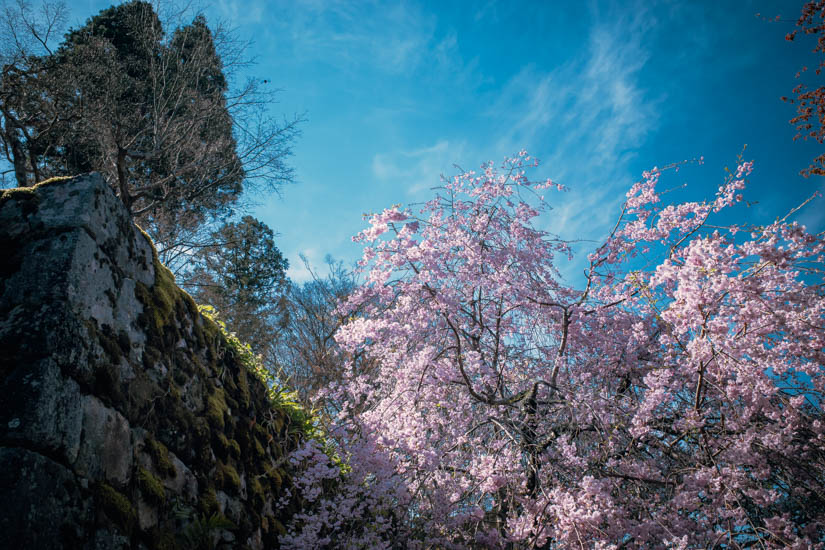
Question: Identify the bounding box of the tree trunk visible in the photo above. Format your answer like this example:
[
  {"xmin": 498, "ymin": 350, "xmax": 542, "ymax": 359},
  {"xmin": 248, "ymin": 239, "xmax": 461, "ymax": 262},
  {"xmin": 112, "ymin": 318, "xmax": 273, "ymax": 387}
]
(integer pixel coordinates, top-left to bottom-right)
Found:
[
  {"xmin": 1, "ymin": 115, "xmax": 30, "ymax": 187},
  {"xmin": 116, "ymin": 147, "xmax": 132, "ymax": 211}
]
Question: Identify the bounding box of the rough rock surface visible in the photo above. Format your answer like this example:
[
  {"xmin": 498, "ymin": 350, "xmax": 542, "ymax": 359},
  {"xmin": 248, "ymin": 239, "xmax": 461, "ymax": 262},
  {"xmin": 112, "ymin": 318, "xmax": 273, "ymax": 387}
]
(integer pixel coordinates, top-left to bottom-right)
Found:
[{"xmin": 0, "ymin": 175, "xmax": 302, "ymax": 549}]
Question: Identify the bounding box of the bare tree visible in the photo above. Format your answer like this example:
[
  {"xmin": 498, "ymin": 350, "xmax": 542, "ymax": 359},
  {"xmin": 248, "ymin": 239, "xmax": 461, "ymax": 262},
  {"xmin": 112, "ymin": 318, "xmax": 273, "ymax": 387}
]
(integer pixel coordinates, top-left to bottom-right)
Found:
[
  {"xmin": 271, "ymin": 256, "xmax": 378, "ymax": 411},
  {"xmin": 0, "ymin": 0, "xmax": 69, "ymax": 187}
]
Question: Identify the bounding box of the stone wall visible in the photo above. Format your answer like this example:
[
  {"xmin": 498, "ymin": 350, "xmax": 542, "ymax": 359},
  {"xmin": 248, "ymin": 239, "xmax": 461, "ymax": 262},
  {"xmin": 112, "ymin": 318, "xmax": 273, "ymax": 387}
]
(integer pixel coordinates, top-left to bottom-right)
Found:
[{"xmin": 0, "ymin": 175, "xmax": 303, "ymax": 549}]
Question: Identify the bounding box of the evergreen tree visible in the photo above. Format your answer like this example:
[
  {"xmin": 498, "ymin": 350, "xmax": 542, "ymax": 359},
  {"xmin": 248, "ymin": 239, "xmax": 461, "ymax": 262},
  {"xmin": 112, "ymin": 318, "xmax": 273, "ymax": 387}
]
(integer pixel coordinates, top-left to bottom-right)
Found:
[{"xmin": 184, "ymin": 216, "xmax": 288, "ymax": 358}]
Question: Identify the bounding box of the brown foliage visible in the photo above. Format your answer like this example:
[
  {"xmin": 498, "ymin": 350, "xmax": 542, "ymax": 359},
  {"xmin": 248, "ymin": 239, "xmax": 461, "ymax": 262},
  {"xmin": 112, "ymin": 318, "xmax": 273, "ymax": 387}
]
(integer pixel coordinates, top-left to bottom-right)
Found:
[{"xmin": 783, "ymin": 0, "xmax": 825, "ymax": 176}]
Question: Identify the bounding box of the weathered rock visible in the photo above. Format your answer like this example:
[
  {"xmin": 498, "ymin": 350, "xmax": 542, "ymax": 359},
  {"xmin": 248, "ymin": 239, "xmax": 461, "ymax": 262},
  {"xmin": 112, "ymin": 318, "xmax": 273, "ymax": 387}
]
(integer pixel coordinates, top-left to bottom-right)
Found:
[
  {"xmin": 3, "ymin": 358, "xmax": 84, "ymax": 465},
  {"xmin": 0, "ymin": 447, "xmax": 93, "ymax": 549},
  {"xmin": 76, "ymin": 395, "xmax": 133, "ymax": 485},
  {"xmin": 0, "ymin": 175, "xmax": 304, "ymax": 549}
]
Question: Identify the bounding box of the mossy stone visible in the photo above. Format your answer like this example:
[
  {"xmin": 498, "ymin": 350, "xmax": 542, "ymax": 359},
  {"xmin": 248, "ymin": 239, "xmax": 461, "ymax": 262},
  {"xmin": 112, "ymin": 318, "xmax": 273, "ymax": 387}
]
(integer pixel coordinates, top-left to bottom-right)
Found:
[
  {"xmin": 96, "ymin": 483, "xmax": 136, "ymax": 536},
  {"xmin": 267, "ymin": 467, "xmax": 283, "ymax": 490},
  {"xmin": 132, "ymin": 233, "xmax": 200, "ymax": 354},
  {"xmin": 214, "ymin": 433, "xmax": 231, "ymax": 460},
  {"xmin": 228, "ymin": 438, "xmax": 241, "ymax": 458},
  {"xmin": 236, "ymin": 368, "xmax": 251, "ymax": 408},
  {"xmin": 146, "ymin": 527, "xmax": 177, "ymax": 550},
  {"xmin": 35, "ymin": 175, "xmax": 74, "ymax": 187},
  {"xmin": 254, "ymin": 439, "xmax": 266, "ymax": 459},
  {"xmin": 205, "ymin": 388, "xmax": 227, "ymax": 430},
  {"xmin": 249, "ymin": 477, "xmax": 265, "ymax": 508},
  {"xmin": 145, "ymin": 437, "xmax": 176, "ymax": 478},
  {"xmin": 168, "ymin": 382, "xmax": 181, "ymax": 401},
  {"xmin": 215, "ymin": 462, "xmax": 241, "ymax": 494},
  {"xmin": 215, "ymin": 434, "xmax": 241, "ymax": 460},
  {"xmin": 271, "ymin": 518, "xmax": 287, "ymax": 536},
  {"xmin": 0, "ymin": 185, "xmax": 40, "ymax": 215},
  {"xmin": 138, "ymin": 467, "xmax": 166, "ymax": 505},
  {"xmin": 98, "ymin": 332, "xmax": 122, "ymax": 364}
]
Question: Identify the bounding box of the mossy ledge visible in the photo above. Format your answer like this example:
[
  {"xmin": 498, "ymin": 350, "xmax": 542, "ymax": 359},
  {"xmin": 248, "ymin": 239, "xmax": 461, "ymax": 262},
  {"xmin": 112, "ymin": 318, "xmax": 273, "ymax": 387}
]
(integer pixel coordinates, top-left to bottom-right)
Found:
[
  {"xmin": 0, "ymin": 173, "xmax": 313, "ymax": 549},
  {"xmin": 0, "ymin": 175, "xmax": 73, "ymax": 211}
]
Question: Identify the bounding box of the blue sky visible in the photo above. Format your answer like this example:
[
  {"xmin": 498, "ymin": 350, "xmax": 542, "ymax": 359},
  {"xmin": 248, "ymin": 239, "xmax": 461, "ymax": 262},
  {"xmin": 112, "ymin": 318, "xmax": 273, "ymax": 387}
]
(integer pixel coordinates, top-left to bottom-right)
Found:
[{"xmin": 69, "ymin": 0, "xmax": 825, "ymax": 282}]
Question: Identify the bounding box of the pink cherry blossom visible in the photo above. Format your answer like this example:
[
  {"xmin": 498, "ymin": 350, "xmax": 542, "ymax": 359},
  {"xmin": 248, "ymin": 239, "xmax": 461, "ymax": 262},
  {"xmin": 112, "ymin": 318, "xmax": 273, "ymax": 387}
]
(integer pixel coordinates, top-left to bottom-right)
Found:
[{"xmin": 283, "ymin": 154, "xmax": 825, "ymax": 549}]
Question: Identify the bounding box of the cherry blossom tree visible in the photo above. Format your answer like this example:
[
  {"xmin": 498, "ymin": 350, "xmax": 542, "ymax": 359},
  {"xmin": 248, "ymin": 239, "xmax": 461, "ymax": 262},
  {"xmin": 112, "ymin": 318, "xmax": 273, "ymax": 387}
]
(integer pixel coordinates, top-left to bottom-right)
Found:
[{"xmin": 282, "ymin": 153, "xmax": 825, "ymax": 549}]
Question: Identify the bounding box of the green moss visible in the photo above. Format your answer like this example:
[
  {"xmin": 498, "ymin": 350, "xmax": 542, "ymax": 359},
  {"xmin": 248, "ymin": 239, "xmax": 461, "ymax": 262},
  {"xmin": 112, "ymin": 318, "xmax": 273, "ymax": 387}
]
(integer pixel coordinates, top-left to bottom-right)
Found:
[
  {"xmin": 138, "ymin": 467, "xmax": 166, "ymax": 505},
  {"xmin": 0, "ymin": 175, "xmax": 77, "ymax": 212},
  {"xmin": 132, "ymin": 228, "xmax": 200, "ymax": 354},
  {"xmin": 236, "ymin": 368, "xmax": 251, "ymax": 408},
  {"xmin": 125, "ymin": 224, "xmax": 328, "ymax": 523},
  {"xmin": 96, "ymin": 483, "xmax": 136, "ymax": 536},
  {"xmin": 134, "ymin": 263, "xmax": 178, "ymax": 342},
  {"xmin": 214, "ymin": 433, "xmax": 231, "ymax": 460},
  {"xmin": 195, "ymin": 305, "xmax": 222, "ymax": 342},
  {"xmin": 0, "ymin": 186, "xmax": 40, "ymax": 214},
  {"xmin": 136, "ymin": 224, "xmax": 161, "ymax": 265},
  {"xmin": 146, "ymin": 527, "xmax": 177, "ymax": 550},
  {"xmin": 198, "ymin": 487, "xmax": 220, "ymax": 517},
  {"xmin": 216, "ymin": 462, "xmax": 241, "ymax": 494},
  {"xmin": 266, "ymin": 466, "xmax": 283, "ymax": 490},
  {"xmin": 35, "ymin": 175, "xmax": 74, "ymax": 187},
  {"xmin": 253, "ymin": 423, "xmax": 280, "ymax": 459},
  {"xmin": 206, "ymin": 387, "xmax": 227, "ymax": 430},
  {"xmin": 249, "ymin": 477, "xmax": 265, "ymax": 508},
  {"xmin": 228, "ymin": 438, "xmax": 241, "ymax": 458},
  {"xmin": 145, "ymin": 437, "xmax": 176, "ymax": 478},
  {"xmin": 254, "ymin": 438, "xmax": 266, "ymax": 459},
  {"xmin": 190, "ymin": 417, "xmax": 215, "ymax": 470},
  {"xmin": 214, "ymin": 434, "xmax": 240, "ymax": 460}
]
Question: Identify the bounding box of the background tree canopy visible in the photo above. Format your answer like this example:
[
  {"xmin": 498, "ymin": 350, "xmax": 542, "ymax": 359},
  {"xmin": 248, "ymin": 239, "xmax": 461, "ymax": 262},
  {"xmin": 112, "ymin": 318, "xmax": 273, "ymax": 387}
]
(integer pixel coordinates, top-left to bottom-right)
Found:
[{"xmin": 0, "ymin": 0, "xmax": 301, "ymax": 256}]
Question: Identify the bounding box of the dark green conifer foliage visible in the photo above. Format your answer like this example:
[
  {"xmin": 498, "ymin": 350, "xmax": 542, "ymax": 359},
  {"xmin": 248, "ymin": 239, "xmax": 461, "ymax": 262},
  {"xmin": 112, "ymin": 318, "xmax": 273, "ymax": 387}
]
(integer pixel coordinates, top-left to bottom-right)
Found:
[{"xmin": 185, "ymin": 215, "xmax": 288, "ymax": 357}]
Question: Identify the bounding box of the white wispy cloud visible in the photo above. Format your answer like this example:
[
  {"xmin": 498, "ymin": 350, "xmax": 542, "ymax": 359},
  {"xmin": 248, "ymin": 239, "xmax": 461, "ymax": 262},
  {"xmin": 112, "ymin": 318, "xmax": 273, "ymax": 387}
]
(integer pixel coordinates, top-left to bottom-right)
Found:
[
  {"xmin": 492, "ymin": 6, "xmax": 659, "ymax": 180},
  {"xmin": 365, "ymin": 2, "xmax": 668, "ymax": 284},
  {"xmin": 478, "ymin": 2, "xmax": 665, "ymax": 280},
  {"xmin": 285, "ymin": 246, "xmax": 321, "ymax": 283},
  {"xmin": 371, "ymin": 139, "xmax": 470, "ymax": 196},
  {"xmin": 228, "ymin": 0, "xmax": 462, "ymax": 78}
]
